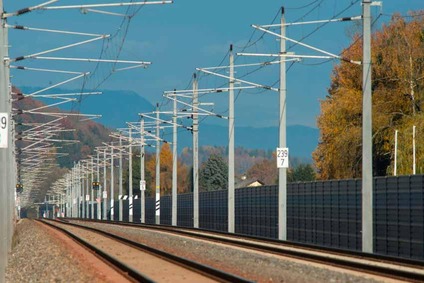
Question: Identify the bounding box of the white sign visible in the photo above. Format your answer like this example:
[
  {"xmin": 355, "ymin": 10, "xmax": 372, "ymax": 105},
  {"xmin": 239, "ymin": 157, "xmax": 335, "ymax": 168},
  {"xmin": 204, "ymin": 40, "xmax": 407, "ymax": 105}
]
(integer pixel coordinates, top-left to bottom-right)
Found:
[
  {"xmin": 140, "ymin": 180, "xmax": 146, "ymax": 191},
  {"xmin": 86, "ymin": 195, "xmax": 90, "ymax": 201},
  {"xmin": 276, "ymin": 147, "xmax": 289, "ymax": 168},
  {"xmin": 102, "ymin": 191, "xmax": 107, "ymax": 199},
  {"xmin": 0, "ymin": 113, "xmax": 8, "ymax": 148}
]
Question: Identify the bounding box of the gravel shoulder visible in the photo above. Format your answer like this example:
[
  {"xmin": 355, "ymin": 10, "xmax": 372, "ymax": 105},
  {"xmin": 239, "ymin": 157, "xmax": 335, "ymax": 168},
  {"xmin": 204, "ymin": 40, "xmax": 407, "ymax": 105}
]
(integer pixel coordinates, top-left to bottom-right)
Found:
[{"xmin": 5, "ymin": 219, "xmax": 129, "ymax": 283}]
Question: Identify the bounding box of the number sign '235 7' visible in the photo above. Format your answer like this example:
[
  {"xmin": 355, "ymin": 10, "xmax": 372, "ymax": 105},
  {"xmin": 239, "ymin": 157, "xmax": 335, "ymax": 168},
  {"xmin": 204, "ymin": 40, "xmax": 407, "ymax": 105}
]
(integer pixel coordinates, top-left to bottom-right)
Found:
[
  {"xmin": 0, "ymin": 113, "xmax": 8, "ymax": 148},
  {"xmin": 276, "ymin": 147, "xmax": 289, "ymax": 168}
]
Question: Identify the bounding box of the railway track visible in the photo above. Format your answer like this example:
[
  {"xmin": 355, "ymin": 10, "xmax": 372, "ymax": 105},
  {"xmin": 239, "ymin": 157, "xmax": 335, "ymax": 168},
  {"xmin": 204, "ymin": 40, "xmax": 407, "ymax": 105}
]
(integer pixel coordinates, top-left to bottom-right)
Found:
[
  {"xmin": 39, "ymin": 219, "xmax": 252, "ymax": 283},
  {"xmin": 65, "ymin": 218, "xmax": 424, "ymax": 283}
]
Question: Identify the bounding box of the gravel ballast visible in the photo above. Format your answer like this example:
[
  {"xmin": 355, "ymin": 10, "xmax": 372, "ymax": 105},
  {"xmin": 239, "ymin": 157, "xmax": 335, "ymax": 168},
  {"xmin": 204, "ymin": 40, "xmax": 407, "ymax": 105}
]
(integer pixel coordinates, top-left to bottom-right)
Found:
[
  {"xmin": 5, "ymin": 219, "xmax": 106, "ymax": 283},
  {"xmin": 5, "ymin": 219, "xmax": 393, "ymax": 283},
  {"xmin": 74, "ymin": 221, "xmax": 388, "ymax": 283}
]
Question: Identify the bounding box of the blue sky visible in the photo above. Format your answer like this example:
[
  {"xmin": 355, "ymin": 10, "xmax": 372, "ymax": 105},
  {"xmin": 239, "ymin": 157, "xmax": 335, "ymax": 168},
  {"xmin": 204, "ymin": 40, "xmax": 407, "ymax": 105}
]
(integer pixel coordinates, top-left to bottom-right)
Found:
[{"xmin": 6, "ymin": 1, "xmax": 424, "ymax": 128}]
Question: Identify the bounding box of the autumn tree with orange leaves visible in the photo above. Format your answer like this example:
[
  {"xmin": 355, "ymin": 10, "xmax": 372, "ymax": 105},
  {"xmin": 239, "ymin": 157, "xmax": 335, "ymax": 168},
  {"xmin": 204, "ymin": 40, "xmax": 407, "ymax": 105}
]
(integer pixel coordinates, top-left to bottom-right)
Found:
[
  {"xmin": 314, "ymin": 13, "xmax": 424, "ymax": 179},
  {"xmin": 145, "ymin": 143, "xmax": 190, "ymax": 196}
]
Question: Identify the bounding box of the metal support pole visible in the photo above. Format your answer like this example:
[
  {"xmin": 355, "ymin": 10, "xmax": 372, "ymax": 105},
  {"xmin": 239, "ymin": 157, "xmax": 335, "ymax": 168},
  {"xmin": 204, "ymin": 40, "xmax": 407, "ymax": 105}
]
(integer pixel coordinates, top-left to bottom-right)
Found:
[
  {"xmin": 66, "ymin": 177, "xmax": 70, "ymax": 217},
  {"xmin": 52, "ymin": 195, "xmax": 55, "ymax": 217},
  {"xmin": 73, "ymin": 165, "xmax": 77, "ymax": 217},
  {"xmin": 228, "ymin": 44, "xmax": 235, "ymax": 233},
  {"xmin": 63, "ymin": 193, "xmax": 65, "ymax": 217},
  {"xmin": 129, "ymin": 128, "xmax": 133, "ymax": 222},
  {"xmin": 60, "ymin": 193, "xmax": 63, "ymax": 217},
  {"xmin": 193, "ymin": 74, "xmax": 199, "ymax": 228},
  {"xmin": 81, "ymin": 163, "xmax": 85, "ymax": 219},
  {"xmin": 119, "ymin": 135, "xmax": 123, "ymax": 221},
  {"xmin": 85, "ymin": 168, "xmax": 89, "ymax": 218},
  {"xmin": 140, "ymin": 116, "xmax": 146, "ymax": 223},
  {"xmin": 97, "ymin": 151, "xmax": 101, "ymax": 220},
  {"xmin": 73, "ymin": 167, "xmax": 76, "ymax": 218},
  {"xmin": 71, "ymin": 166, "xmax": 77, "ymax": 218},
  {"xmin": 45, "ymin": 196, "xmax": 48, "ymax": 218},
  {"xmin": 394, "ymin": 130, "xmax": 398, "ymax": 176},
  {"xmin": 0, "ymin": 2, "xmax": 9, "ymax": 278},
  {"xmin": 278, "ymin": 7, "xmax": 288, "ymax": 241},
  {"xmin": 413, "ymin": 125, "xmax": 416, "ymax": 174},
  {"xmin": 4, "ymin": 13, "xmax": 13, "ymax": 252},
  {"xmin": 155, "ymin": 104, "xmax": 161, "ymax": 225},
  {"xmin": 110, "ymin": 146, "xmax": 115, "ymax": 220},
  {"xmin": 77, "ymin": 163, "xmax": 81, "ymax": 218},
  {"xmin": 91, "ymin": 156, "xmax": 94, "ymax": 219},
  {"xmin": 172, "ymin": 91, "xmax": 178, "ymax": 226},
  {"xmin": 103, "ymin": 148, "xmax": 107, "ymax": 220},
  {"xmin": 68, "ymin": 181, "xmax": 71, "ymax": 218},
  {"xmin": 362, "ymin": 0, "xmax": 373, "ymax": 253}
]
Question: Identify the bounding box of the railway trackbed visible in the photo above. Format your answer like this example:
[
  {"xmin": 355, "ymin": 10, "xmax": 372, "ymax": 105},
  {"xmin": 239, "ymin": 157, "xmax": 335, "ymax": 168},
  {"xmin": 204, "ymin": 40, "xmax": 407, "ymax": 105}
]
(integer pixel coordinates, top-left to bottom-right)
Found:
[
  {"xmin": 38, "ymin": 219, "xmax": 252, "ymax": 283},
  {"xmin": 64, "ymin": 218, "xmax": 424, "ymax": 283}
]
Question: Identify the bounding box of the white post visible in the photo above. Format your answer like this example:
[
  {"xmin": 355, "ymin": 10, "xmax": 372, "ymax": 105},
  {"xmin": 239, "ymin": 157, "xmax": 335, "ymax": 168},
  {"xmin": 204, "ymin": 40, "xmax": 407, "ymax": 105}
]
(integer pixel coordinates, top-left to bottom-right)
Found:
[
  {"xmin": 140, "ymin": 116, "xmax": 146, "ymax": 223},
  {"xmin": 394, "ymin": 130, "xmax": 398, "ymax": 176},
  {"xmin": 103, "ymin": 148, "xmax": 107, "ymax": 220},
  {"xmin": 129, "ymin": 128, "xmax": 133, "ymax": 222},
  {"xmin": 91, "ymin": 156, "xmax": 94, "ymax": 219},
  {"xmin": 85, "ymin": 168, "xmax": 89, "ymax": 218},
  {"xmin": 110, "ymin": 146, "xmax": 115, "ymax": 220},
  {"xmin": 119, "ymin": 135, "xmax": 123, "ymax": 221},
  {"xmin": 362, "ymin": 0, "xmax": 373, "ymax": 253},
  {"xmin": 228, "ymin": 45, "xmax": 235, "ymax": 233},
  {"xmin": 77, "ymin": 163, "xmax": 81, "ymax": 218},
  {"xmin": 413, "ymin": 125, "xmax": 416, "ymax": 174},
  {"xmin": 66, "ymin": 176, "xmax": 70, "ymax": 217},
  {"xmin": 97, "ymin": 151, "xmax": 101, "ymax": 220},
  {"xmin": 193, "ymin": 74, "xmax": 199, "ymax": 228},
  {"xmin": 155, "ymin": 104, "xmax": 161, "ymax": 224},
  {"xmin": 72, "ymin": 169, "xmax": 75, "ymax": 218},
  {"xmin": 0, "ymin": 1, "xmax": 9, "ymax": 276},
  {"xmin": 172, "ymin": 92, "xmax": 178, "ymax": 226},
  {"xmin": 278, "ymin": 7, "xmax": 288, "ymax": 241}
]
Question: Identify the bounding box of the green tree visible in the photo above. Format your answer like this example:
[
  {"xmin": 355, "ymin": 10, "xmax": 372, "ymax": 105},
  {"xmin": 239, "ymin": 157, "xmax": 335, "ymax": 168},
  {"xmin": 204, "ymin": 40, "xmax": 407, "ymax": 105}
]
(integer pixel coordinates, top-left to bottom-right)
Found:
[
  {"xmin": 288, "ymin": 164, "xmax": 316, "ymax": 182},
  {"xmin": 199, "ymin": 154, "xmax": 228, "ymax": 191}
]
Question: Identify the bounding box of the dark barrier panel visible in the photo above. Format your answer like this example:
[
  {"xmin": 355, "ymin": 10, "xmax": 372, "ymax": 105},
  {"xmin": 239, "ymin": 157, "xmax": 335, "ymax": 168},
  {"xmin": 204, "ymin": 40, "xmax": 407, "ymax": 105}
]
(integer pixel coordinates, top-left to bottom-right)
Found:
[
  {"xmin": 287, "ymin": 180, "xmax": 362, "ymax": 250},
  {"xmin": 200, "ymin": 190, "xmax": 228, "ymax": 231},
  {"xmin": 93, "ymin": 203, "xmax": 98, "ymax": 220},
  {"xmin": 177, "ymin": 193, "xmax": 193, "ymax": 227},
  {"xmin": 145, "ymin": 197, "xmax": 156, "ymax": 224},
  {"xmin": 160, "ymin": 196, "xmax": 172, "ymax": 225},
  {"xmin": 133, "ymin": 199, "xmax": 141, "ymax": 223},
  {"xmin": 236, "ymin": 185, "xmax": 277, "ymax": 238},
  {"xmin": 81, "ymin": 175, "xmax": 424, "ymax": 260},
  {"xmin": 374, "ymin": 175, "xmax": 424, "ymax": 260}
]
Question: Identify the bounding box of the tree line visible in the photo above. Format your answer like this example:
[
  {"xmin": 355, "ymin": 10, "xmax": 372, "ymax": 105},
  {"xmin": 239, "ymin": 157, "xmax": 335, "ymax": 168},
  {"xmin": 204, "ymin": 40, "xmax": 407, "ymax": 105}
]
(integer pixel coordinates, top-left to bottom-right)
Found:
[
  {"xmin": 313, "ymin": 12, "xmax": 424, "ymax": 179},
  {"xmin": 123, "ymin": 144, "xmax": 315, "ymax": 196}
]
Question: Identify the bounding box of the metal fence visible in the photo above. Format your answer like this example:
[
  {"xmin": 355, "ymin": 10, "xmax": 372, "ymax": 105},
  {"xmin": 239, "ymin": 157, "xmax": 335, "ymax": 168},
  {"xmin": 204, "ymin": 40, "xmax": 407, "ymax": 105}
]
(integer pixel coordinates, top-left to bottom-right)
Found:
[{"xmin": 78, "ymin": 174, "xmax": 423, "ymax": 260}]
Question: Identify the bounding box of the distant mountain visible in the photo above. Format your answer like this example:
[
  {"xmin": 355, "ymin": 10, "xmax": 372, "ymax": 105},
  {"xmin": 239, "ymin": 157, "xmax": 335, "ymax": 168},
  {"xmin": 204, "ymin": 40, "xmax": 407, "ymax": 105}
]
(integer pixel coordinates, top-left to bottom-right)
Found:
[
  {"xmin": 19, "ymin": 86, "xmax": 319, "ymax": 159},
  {"xmin": 176, "ymin": 124, "xmax": 319, "ymax": 160},
  {"xmin": 14, "ymin": 88, "xmax": 112, "ymax": 168},
  {"xmin": 19, "ymin": 87, "xmax": 155, "ymax": 129}
]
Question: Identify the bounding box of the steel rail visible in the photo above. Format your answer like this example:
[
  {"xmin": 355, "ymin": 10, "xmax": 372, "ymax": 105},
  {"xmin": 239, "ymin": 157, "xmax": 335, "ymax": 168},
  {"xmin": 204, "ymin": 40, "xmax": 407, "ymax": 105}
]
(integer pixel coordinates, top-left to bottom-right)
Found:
[
  {"xmin": 37, "ymin": 219, "xmax": 154, "ymax": 283},
  {"xmin": 66, "ymin": 218, "xmax": 424, "ymax": 283},
  {"xmin": 44, "ymin": 219, "xmax": 252, "ymax": 283}
]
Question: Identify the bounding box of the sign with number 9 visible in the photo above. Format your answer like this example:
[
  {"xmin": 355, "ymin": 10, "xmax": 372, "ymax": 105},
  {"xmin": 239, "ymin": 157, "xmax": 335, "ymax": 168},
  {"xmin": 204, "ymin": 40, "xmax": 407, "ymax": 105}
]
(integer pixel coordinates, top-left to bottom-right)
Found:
[{"xmin": 0, "ymin": 113, "xmax": 8, "ymax": 148}]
